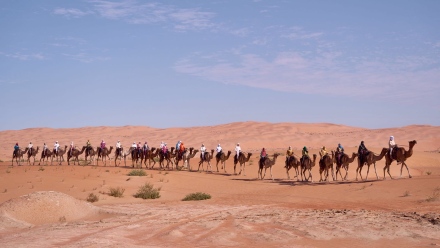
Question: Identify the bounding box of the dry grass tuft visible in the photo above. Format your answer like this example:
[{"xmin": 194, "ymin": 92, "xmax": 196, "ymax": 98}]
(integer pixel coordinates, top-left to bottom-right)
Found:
[
  {"xmin": 182, "ymin": 192, "xmax": 211, "ymax": 201},
  {"xmin": 133, "ymin": 183, "xmax": 161, "ymax": 199},
  {"xmin": 109, "ymin": 187, "xmax": 125, "ymax": 198},
  {"xmin": 86, "ymin": 193, "xmax": 99, "ymax": 202}
]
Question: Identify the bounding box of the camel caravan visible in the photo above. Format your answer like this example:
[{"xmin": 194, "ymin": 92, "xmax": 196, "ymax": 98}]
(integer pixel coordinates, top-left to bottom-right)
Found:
[{"xmin": 10, "ymin": 137, "xmax": 417, "ymax": 182}]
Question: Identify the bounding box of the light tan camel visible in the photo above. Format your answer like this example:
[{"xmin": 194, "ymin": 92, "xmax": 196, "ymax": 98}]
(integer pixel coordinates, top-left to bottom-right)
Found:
[
  {"xmin": 53, "ymin": 145, "xmax": 67, "ymax": 165},
  {"xmin": 39, "ymin": 148, "xmax": 54, "ymax": 165},
  {"xmin": 233, "ymin": 152, "xmax": 253, "ymax": 176},
  {"xmin": 318, "ymin": 152, "xmax": 335, "ymax": 182},
  {"xmin": 333, "ymin": 151, "xmax": 358, "ymax": 181},
  {"xmin": 67, "ymin": 146, "xmax": 86, "ymax": 165},
  {"xmin": 383, "ymin": 140, "xmax": 417, "ymax": 179},
  {"xmin": 356, "ymin": 148, "xmax": 387, "ymax": 181},
  {"xmin": 97, "ymin": 146, "xmax": 113, "ymax": 166},
  {"xmin": 258, "ymin": 153, "xmax": 280, "ymax": 180},
  {"xmin": 26, "ymin": 146, "xmax": 40, "ymax": 165},
  {"xmin": 285, "ymin": 155, "xmax": 301, "ymax": 180},
  {"xmin": 198, "ymin": 149, "xmax": 214, "ymax": 172},
  {"xmin": 215, "ymin": 150, "xmax": 231, "ymax": 173},
  {"xmin": 301, "ymin": 154, "xmax": 317, "ymax": 182},
  {"xmin": 12, "ymin": 148, "xmax": 27, "ymax": 166},
  {"xmin": 183, "ymin": 148, "xmax": 198, "ymax": 171}
]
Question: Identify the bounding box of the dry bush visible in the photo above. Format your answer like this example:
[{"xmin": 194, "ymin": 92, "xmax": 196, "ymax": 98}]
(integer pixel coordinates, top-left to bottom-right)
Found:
[
  {"xmin": 182, "ymin": 192, "xmax": 211, "ymax": 201},
  {"xmin": 127, "ymin": 169, "xmax": 147, "ymax": 176},
  {"xmin": 86, "ymin": 193, "xmax": 99, "ymax": 202},
  {"xmin": 109, "ymin": 187, "xmax": 125, "ymax": 198},
  {"xmin": 133, "ymin": 183, "xmax": 161, "ymax": 199}
]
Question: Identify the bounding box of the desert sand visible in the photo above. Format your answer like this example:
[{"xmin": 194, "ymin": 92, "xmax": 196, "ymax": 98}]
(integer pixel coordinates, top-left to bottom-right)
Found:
[{"xmin": 0, "ymin": 122, "xmax": 439, "ymax": 247}]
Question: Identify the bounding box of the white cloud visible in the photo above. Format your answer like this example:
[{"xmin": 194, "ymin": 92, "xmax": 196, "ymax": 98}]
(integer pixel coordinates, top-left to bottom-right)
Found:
[
  {"xmin": 53, "ymin": 8, "xmax": 92, "ymax": 18},
  {"xmin": 0, "ymin": 52, "xmax": 45, "ymax": 61},
  {"xmin": 174, "ymin": 51, "xmax": 440, "ymax": 103}
]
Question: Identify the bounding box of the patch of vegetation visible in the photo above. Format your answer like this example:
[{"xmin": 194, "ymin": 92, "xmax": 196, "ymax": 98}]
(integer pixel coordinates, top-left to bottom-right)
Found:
[
  {"xmin": 109, "ymin": 187, "xmax": 125, "ymax": 198},
  {"xmin": 86, "ymin": 193, "xmax": 99, "ymax": 203},
  {"xmin": 3, "ymin": 189, "xmax": 7, "ymax": 193},
  {"xmin": 426, "ymin": 171, "xmax": 432, "ymax": 175},
  {"xmin": 6, "ymin": 169, "xmax": 10, "ymax": 174},
  {"xmin": 59, "ymin": 216, "xmax": 67, "ymax": 222},
  {"xmin": 127, "ymin": 169, "xmax": 147, "ymax": 176},
  {"xmin": 38, "ymin": 167, "xmax": 45, "ymax": 171},
  {"xmin": 133, "ymin": 183, "xmax": 161, "ymax": 199},
  {"xmin": 182, "ymin": 192, "xmax": 211, "ymax": 201},
  {"xmin": 105, "ymin": 170, "xmax": 109, "ymax": 172},
  {"xmin": 402, "ymin": 190, "xmax": 410, "ymax": 197}
]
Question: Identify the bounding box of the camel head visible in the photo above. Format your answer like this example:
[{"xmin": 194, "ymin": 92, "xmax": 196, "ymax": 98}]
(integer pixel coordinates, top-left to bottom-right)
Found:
[{"xmin": 409, "ymin": 140, "xmax": 417, "ymax": 148}]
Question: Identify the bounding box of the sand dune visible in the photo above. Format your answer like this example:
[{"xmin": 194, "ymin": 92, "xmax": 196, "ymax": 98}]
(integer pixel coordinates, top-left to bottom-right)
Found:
[{"xmin": 0, "ymin": 122, "xmax": 439, "ymax": 247}]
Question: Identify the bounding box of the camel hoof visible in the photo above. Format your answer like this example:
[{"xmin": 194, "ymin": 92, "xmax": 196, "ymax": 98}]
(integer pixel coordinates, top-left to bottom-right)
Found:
[{"xmin": 409, "ymin": 175, "xmax": 412, "ymax": 178}]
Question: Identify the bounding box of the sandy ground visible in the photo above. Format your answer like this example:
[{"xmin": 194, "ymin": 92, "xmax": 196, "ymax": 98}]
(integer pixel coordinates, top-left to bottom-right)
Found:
[{"xmin": 0, "ymin": 122, "xmax": 439, "ymax": 247}]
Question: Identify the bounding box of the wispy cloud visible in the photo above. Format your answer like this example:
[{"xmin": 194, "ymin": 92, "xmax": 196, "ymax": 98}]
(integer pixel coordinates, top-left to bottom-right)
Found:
[
  {"xmin": 55, "ymin": 0, "xmax": 218, "ymax": 31},
  {"xmin": 53, "ymin": 8, "xmax": 93, "ymax": 18},
  {"xmin": 0, "ymin": 52, "xmax": 45, "ymax": 61},
  {"xmin": 174, "ymin": 51, "xmax": 440, "ymax": 103},
  {"xmin": 282, "ymin": 26, "xmax": 324, "ymax": 40},
  {"xmin": 62, "ymin": 53, "xmax": 110, "ymax": 63}
]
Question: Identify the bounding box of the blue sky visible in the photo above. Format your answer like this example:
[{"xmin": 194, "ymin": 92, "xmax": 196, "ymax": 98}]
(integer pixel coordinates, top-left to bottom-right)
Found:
[{"xmin": 1, "ymin": 0, "xmax": 439, "ymax": 130}]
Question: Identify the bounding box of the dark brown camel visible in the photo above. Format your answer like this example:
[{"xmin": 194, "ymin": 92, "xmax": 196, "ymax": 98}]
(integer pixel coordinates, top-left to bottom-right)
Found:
[
  {"xmin": 12, "ymin": 148, "xmax": 27, "ymax": 166},
  {"xmin": 333, "ymin": 151, "xmax": 358, "ymax": 181},
  {"xmin": 318, "ymin": 152, "xmax": 335, "ymax": 182},
  {"xmin": 258, "ymin": 153, "xmax": 280, "ymax": 180},
  {"xmin": 26, "ymin": 146, "xmax": 40, "ymax": 165},
  {"xmin": 84, "ymin": 147, "xmax": 97, "ymax": 165},
  {"xmin": 356, "ymin": 148, "xmax": 387, "ymax": 181},
  {"xmin": 175, "ymin": 147, "xmax": 189, "ymax": 170},
  {"xmin": 215, "ymin": 150, "xmax": 231, "ymax": 173},
  {"xmin": 183, "ymin": 148, "xmax": 198, "ymax": 171},
  {"xmin": 67, "ymin": 146, "xmax": 86, "ymax": 165},
  {"xmin": 285, "ymin": 155, "xmax": 301, "ymax": 180},
  {"xmin": 159, "ymin": 147, "xmax": 175, "ymax": 170},
  {"xmin": 198, "ymin": 149, "xmax": 214, "ymax": 172},
  {"xmin": 114, "ymin": 146, "xmax": 124, "ymax": 166},
  {"xmin": 301, "ymin": 154, "xmax": 317, "ymax": 182},
  {"xmin": 97, "ymin": 146, "xmax": 113, "ymax": 166},
  {"xmin": 39, "ymin": 148, "xmax": 54, "ymax": 165},
  {"xmin": 383, "ymin": 140, "xmax": 417, "ymax": 179},
  {"xmin": 233, "ymin": 152, "xmax": 253, "ymax": 176}
]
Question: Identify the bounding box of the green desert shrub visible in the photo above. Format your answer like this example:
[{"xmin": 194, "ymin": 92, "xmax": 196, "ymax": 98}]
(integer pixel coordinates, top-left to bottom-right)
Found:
[
  {"xmin": 182, "ymin": 192, "xmax": 211, "ymax": 201},
  {"xmin": 86, "ymin": 193, "xmax": 99, "ymax": 202},
  {"xmin": 127, "ymin": 169, "xmax": 147, "ymax": 176}
]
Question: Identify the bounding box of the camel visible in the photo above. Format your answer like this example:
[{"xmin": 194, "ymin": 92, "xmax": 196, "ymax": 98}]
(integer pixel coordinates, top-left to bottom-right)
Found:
[
  {"xmin": 53, "ymin": 145, "xmax": 67, "ymax": 165},
  {"xmin": 12, "ymin": 148, "xmax": 27, "ymax": 166},
  {"xmin": 114, "ymin": 146, "xmax": 124, "ymax": 166},
  {"xmin": 84, "ymin": 147, "xmax": 97, "ymax": 165},
  {"xmin": 175, "ymin": 147, "xmax": 189, "ymax": 169},
  {"xmin": 159, "ymin": 147, "xmax": 175, "ymax": 170},
  {"xmin": 285, "ymin": 155, "xmax": 301, "ymax": 180},
  {"xmin": 67, "ymin": 146, "xmax": 86, "ymax": 165},
  {"xmin": 383, "ymin": 140, "xmax": 417, "ymax": 179},
  {"xmin": 26, "ymin": 146, "xmax": 40, "ymax": 165},
  {"xmin": 258, "ymin": 153, "xmax": 280, "ymax": 180},
  {"xmin": 183, "ymin": 148, "xmax": 198, "ymax": 171},
  {"xmin": 97, "ymin": 146, "xmax": 113, "ymax": 166},
  {"xmin": 356, "ymin": 148, "xmax": 387, "ymax": 181},
  {"xmin": 146, "ymin": 148, "xmax": 160, "ymax": 169},
  {"xmin": 301, "ymin": 154, "xmax": 317, "ymax": 182},
  {"xmin": 39, "ymin": 148, "xmax": 54, "ymax": 165},
  {"xmin": 215, "ymin": 150, "xmax": 231, "ymax": 173},
  {"xmin": 333, "ymin": 151, "xmax": 358, "ymax": 181},
  {"xmin": 318, "ymin": 152, "xmax": 335, "ymax": 182},
  {"xmin": 233, "ymin": 152, "xmax": 253, "ymax": 176},
  {"xmin": 198, "ymin": 149, "xmax": 214, "ymax": 172}
]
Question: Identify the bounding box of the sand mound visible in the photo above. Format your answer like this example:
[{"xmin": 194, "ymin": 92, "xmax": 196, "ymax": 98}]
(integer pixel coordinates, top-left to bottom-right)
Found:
[{"xmin": 0, "ymin": 191, "xmax": 101, "ymax": 226}]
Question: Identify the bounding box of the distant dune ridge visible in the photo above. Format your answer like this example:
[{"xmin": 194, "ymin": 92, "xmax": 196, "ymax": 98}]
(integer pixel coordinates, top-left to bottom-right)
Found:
[{"xmin": 1, "ymin": 122, "xmax": 439, "ymax": 160}]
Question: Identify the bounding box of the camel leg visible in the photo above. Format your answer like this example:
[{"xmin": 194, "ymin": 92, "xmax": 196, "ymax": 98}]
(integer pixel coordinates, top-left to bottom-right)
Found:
[
  {"xmin": 270, "ymin": 167, "xmax": 274, "ymax": 181},
  {"xmin": 401, "ymin": 162, "xmax": 412, "ymax": 178},
  {"xmin": 309, "ymin": 169, "xmax": 313, "ymax": 182},
  {"xmin": 286, "ymin": 167, "xmax": 290, "ymax": 180},
  {"xmin": 242, "ymin": 163, "xmax": 246, "ymax": 176},
  {"xmin": 373, "ymin": 162, "xmax": 379, "ymax": 180}
]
